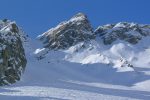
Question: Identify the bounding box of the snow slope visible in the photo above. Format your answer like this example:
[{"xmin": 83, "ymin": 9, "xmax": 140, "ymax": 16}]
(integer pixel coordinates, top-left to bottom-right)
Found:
[{"xmin": 0, "ymin": 35, "xmax": 150, "ymax": 100}]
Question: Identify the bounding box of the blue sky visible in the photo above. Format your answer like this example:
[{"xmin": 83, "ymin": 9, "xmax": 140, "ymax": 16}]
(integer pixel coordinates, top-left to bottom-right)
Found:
[{"xmin": 0, "ymin": 0, "xmax": 150, "ymax": 38}]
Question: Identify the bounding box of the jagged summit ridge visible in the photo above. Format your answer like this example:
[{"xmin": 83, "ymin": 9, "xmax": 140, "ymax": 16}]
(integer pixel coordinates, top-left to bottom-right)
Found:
[
  {"xmin": 95, "ymin": 22, "xmax": 150, "ymax": 44},
  {"xmin": 38, "ymin": 13, "xmax": 150, "ymax": 50}
]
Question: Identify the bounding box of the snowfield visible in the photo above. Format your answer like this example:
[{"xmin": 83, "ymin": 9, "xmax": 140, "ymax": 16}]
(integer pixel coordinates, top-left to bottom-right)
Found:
[{"xmin": 0, "ymin": 36, "xmax": 150, "ymax": 100}]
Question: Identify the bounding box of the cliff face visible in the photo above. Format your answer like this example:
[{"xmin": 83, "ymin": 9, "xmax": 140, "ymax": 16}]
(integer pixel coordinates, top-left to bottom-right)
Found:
[{"xmin": 0, "ymin": 19, "xmax": 27, "ymax": 85}]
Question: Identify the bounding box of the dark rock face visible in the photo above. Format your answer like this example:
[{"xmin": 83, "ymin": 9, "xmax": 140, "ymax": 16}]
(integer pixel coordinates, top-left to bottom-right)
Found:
[
  {"xmin": 95, "ymin": 22, "xmax": 150, "ymax": 45},
  {"xmin": 0, "ymin": 20, "xmax": 27, "ymax": 85},
  {"xmin": 39, "ymin": 13, "xmax": 94, "ymax": 49}
]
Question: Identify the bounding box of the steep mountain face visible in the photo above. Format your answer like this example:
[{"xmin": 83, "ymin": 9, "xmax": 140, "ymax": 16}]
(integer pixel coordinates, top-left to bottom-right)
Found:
[
  {"xmin": 0, "ymin": 19, "xmax": 27, "ymax": 85},
  {"xmin": 95, "ymin": 22, "xmax": 150, "ymax": 45},
  {"xmin": 38, "ymin": 13, "xmax": 94, "ymax": 50}
]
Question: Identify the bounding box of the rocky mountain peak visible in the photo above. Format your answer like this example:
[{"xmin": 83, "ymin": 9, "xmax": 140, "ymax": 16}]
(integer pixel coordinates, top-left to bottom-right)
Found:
[
  {"xmin": 70, "ymin": 13, "xmax": 87, "ymax": 22},
  {"xmin": 38, "ymin": 13, "xmax": 94, "ymax": 50},
  {"xmin": 73, "ymin": 12, "xmax": 87, "ymax": 17}
]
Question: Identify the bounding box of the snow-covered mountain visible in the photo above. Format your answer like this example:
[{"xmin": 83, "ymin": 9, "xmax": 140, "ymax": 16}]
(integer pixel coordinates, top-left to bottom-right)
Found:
[
  {"xmin": 36, "ymin": 13, "xmax": 150, "ymax": 72},
  {"xmin": 0, "ymin": 13, "xmax": 150, "ymax": 100}
]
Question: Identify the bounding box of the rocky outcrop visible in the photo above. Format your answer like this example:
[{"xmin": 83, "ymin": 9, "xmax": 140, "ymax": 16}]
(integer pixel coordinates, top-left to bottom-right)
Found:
[
  {"xmin": 95, "ymin": 22, "xmax": 150, "ymax": 45},
  {"xmin": 38, "ymin": 13, "xmax": 94, "ymax": 49},
  {"xmin": 0, "ymin": 19, "xmax": 27, "ymax": 85}
]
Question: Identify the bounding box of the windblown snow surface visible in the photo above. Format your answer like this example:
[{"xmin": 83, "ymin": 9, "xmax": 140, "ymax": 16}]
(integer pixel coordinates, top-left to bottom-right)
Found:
[{"xmin": 0, "ymin": 36, "xmax": 150, "ymax": 100}]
